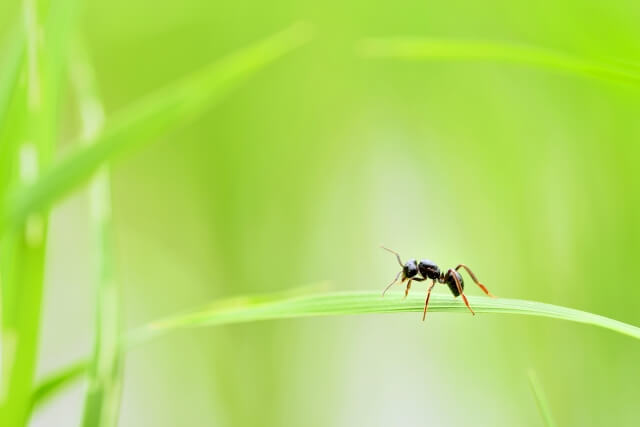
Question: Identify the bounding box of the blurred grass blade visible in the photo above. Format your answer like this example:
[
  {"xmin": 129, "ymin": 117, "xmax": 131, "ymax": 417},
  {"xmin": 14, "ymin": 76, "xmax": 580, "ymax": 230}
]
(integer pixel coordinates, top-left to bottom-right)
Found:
[
  {"xmin": 527, "ymin": 369, "xmax": 557, "ymax": 427},
  {"xmin": 71, "ymin": 43, "xmax": 124, "ymax": 427},
  {"xmin": 0, "ymin": 26, "xmax": 26, "ymax": 203},
  {"xmin": 1, "ymin": 0, "xmax": 79, "ymax": 425},
  {"xmin": 359, "ymin": 38, "xmax": 640, "ymax": 86},
  {"xmin": 0, "ymin": 0, "xmax": 47, "ymax": 425},
  {"xmin": 1, "ymin": 22, "xmax": 312, "ymax": 234},
  {"xmin": 29, "ymin": 362, "xmax": 87, "ymax": 412},
  {"xmin": 0, "ymin": 26, "xmax": 25, "ymax": 136},
  {"xmin": 30, "ymin": 290, "xmax": 640, "ymax": 412}
]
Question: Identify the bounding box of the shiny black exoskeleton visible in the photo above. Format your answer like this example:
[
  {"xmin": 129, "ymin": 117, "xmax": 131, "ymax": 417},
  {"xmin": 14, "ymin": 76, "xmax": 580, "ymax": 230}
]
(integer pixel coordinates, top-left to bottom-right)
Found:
[{"xmin": 382, "ymin": 247, "xmax": 495, "ymax": 321}]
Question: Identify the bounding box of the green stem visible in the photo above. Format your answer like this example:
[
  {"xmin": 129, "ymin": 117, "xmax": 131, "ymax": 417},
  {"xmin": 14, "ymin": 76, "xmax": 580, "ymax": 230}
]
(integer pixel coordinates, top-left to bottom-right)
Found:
[
  {"xmin": 1, "ymin": 2, "xmax": 50, "ymax": 425},
  {"xmin": 71, "ymin": 43, "xmax": 124, "ymax": 427},
  {"xmin": 527, "ymin": 369, "xmax": 557, "ymax": 427},
  {"xmin": 1, "ymin": 1, "xmax": 79, "ymax": 425}
]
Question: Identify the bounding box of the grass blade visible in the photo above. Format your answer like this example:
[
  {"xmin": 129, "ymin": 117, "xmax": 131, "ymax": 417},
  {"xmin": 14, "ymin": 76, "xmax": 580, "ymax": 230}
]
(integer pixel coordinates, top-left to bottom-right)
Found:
[
  {"xmin": 527, "ymin": 369, "xmax": 557, "ymax": 427},
  {"xmin": 0, "ymin": 25, "xmax": 26, "ymax": 204},
  {"xmin": 0, "ymin": 0, "xmax": 49, "ymax": 424},
  {"xmin": 30, "ymin": 289, "xmax": 640, "ymax": 411},
  {"xmin": 126, "ymin": 291, "xmax": 640, "ymax": 345},
  {"xmin": 0, "ymin": 0, "xmax": 79, "ymax": 425},
  {"xmin": 28, "ymin": 362, "xmax": 87, "ymax": 412},
  {"xmin": 71, "ymin": 43, "xmax": 124, "ymax": 427},
  {"xmin": 358, "ymin": 38, "xmax": 640, "ymax": 87},
  {"xmin": 1, "ymin": 22, "xmax": 312, "ymax": 235},
  {"xmin": 0, "ymin": 26, "xmax": 25, "ymax": 137},
  {"xmin": 0, "ymin": 32, "xmax": 24, "ymax": 122}
]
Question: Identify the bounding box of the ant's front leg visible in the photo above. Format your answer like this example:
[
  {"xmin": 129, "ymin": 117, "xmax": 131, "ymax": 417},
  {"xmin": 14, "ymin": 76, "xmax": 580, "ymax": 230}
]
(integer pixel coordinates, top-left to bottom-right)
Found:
[
  {"xmin": 404, "ymin": 279, "xmax": 412, "ymax": 298},
  {"xmin": 405, "ymin": 276, "xmax": 426, "ymax": 299},
  {"xmin": 455, "ymin": 264, "xmax": 494, "ymax": 297}
]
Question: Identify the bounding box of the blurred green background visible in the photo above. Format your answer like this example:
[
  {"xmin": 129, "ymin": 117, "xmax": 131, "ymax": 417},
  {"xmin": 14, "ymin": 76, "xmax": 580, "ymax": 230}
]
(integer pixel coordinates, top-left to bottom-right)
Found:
[{"xmin": 2, "ymin": 0, "xmax": 639, "ymax": 426}]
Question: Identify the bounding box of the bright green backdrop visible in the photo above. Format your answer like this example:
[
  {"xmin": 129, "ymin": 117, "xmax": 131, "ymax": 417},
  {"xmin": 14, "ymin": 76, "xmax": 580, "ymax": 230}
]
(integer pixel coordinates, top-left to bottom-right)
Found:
[{"xmin": 2, "ymin": 0, "xmax": 639, "ymax": 426}]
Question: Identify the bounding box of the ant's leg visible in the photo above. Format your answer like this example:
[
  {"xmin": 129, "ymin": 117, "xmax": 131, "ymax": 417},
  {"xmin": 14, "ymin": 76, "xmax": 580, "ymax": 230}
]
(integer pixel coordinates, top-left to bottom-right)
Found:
[
  {"xmin": 404, "ymin": 279, "xmax": 413, "ymax": 299},
  {"xmin": 422, "ymin": 280, "xmax": 436, "ymax": 321},
  {"xmin": 381, "ymin": 246, "xmax": 403, "ymax": 267},
  {"xmin": 382, "ymin": 270, "xmax": 402, "ymax": 296},
  {"xmin": 448, "ymin": 269, "xmax": 475, "ymax": 315},
  {"xmin": 405, "ymin": 276, "xmax": 426, "ymax": 298},
  {"xmin": 455, "ymin": 264, "xmax": 494, "ymax": 297}
]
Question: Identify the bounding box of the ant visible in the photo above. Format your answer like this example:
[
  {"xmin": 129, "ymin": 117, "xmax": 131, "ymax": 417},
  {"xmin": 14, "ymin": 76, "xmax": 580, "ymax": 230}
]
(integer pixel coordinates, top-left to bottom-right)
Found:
[{"xmin": 381, "ymin": 246, "xmax": 494, "ymax": 321}]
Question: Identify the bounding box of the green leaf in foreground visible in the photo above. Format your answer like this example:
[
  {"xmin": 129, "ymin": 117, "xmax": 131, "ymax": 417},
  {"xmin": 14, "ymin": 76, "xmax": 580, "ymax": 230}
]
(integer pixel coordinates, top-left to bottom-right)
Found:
[
  {"xmin": 1, "ymin": 0, "xmax": 77, "ymax": 423},
  {"xmin": 31, "ymin": 290, "xmax": 640, "ymax": 411},
  {"xmin": 1, "ymin": 22, "xmax": 312, "ymax": 235},
  {"xmin": 358, "ymin": 38, "xmax": 640, "ymax": 87}
]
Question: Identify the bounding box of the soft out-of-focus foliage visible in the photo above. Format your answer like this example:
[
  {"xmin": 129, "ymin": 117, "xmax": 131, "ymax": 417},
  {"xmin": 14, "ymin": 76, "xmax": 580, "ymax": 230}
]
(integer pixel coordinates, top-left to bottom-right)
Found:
[
  {"xmin": 0, "ymin": 0, "xmax": 638, "ymax": 426},
  {"xmin": 528, "ymin": 369, "xmax": 557, "ymax": 427}
]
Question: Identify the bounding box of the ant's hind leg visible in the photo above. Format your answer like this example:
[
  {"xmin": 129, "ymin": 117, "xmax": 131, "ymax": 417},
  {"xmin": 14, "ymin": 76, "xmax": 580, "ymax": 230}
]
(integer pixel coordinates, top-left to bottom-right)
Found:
[
  {"xmin": 455, "ymin": 264, "xmax": 494, "ymax": 297},
  {"xmin": 448, "ymin": 269, "xmax": 475, "ymax": 315},
  {"xmin": 382, "ymin": 270, "xmax": 402, "ymax": 296}
]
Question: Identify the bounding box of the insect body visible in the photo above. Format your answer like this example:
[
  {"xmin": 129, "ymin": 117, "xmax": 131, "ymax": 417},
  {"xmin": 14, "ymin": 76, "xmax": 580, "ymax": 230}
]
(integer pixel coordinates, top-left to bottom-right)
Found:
[{"xmin": 381, "ymin": 246, "xmax": 494, "ymax": 320}]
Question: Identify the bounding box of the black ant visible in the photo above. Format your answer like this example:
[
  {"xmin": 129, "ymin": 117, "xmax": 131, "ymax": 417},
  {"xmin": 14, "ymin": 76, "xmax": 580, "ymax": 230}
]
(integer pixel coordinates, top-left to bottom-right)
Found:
[{"xmin": 381, "ymin": 246, "xmax": 494, "ymax": 320}]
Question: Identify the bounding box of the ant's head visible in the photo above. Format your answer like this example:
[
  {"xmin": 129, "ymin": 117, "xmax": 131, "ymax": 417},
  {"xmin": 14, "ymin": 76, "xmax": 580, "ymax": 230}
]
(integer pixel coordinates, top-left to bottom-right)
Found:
[
  {"xmin": 403, "ymin": 259, "xmax": 419, "ymax": 279},
  {"xmin": 418, "ymin": 260, "xmax": 440, "ymax": 280}
]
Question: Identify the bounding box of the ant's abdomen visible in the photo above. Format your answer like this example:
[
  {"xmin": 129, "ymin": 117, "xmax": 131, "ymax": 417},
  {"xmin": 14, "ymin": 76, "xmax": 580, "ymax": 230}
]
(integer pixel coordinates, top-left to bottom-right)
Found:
[{"xmin": 445, "ymin": 271, "xmax": 464, "ymax": 296}]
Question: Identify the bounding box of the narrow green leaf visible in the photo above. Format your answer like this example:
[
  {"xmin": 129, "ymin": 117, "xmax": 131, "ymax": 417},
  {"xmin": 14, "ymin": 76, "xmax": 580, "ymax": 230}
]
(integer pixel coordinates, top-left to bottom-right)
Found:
[
  {"xmin": 527, "ymin": 369, "xmax": 557, "ymax": 427},
  {"xmin": 0, "ymin": 2, "xmax": 49, "ymax": 425},
  {"xmin": 0, "ymin": 27, "xmax": 25, "ymax": 139},
  {"xmin": 358, "ymin": 38, "xmax": 640, "ymax": 86},
  {"xmin": 126, "ymin": 291, "xmax": 640, "ymax": 345},
  {"xmin": 1, "ymin": 0, "xmax": 79, "ymax": 425},
  {"xmin": 0, "ymin": 26, "xmax": 26, "ymax": 203},
  {"xmin": 71, "ymin": 43, "xmax": 124, "ymax": 427},
  {"xmin": 37, "ymin": 0, "xmax": 81, "ymax": 163},
  {"xmin": 1, "ymin": 22, "xmax": 312, "ymax": 234},
  {"xmin": 29, "ymin": 362, "xmax": 87, "ymax": 412},
  {"xmin": 30, "ymin": 289, "xmax": 640, "ymax": 412}
]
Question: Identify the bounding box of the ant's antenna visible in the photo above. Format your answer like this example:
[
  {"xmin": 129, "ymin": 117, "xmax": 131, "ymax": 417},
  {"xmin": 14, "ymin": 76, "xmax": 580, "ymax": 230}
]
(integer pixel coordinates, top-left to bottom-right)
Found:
[
  {"xmin": 382, "ymin": 271, "xmax": 401, "ymax": 296},
  {"xmin": 380, "ymin": 246, "xmax": 403, "ymax": 267}
]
